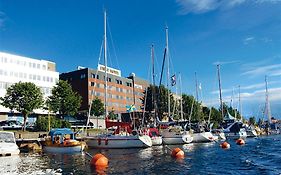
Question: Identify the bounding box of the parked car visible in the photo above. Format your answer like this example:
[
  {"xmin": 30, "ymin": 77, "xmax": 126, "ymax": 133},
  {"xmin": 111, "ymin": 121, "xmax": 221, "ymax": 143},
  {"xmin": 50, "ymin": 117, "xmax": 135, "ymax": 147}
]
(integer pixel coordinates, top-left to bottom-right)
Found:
[{"xmin": 0, "ymin": 120, "xmax": 23, "ymax": 130}]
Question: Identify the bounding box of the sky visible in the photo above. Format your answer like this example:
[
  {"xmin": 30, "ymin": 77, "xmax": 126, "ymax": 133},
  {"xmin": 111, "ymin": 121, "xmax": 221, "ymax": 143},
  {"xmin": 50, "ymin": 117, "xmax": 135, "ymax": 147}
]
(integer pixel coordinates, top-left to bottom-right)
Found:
[{"xmin": 0, "ymin": 0, "xmax": 280, "ymax": 119}]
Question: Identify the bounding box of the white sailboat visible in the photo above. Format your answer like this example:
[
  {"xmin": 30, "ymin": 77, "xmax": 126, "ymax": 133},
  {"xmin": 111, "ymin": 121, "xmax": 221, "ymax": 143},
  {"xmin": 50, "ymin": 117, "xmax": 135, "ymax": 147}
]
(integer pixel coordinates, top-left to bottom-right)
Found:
[
  {"xmin": 159, "ymin": 26, "xmax": 193, "ymax": 145},
  {"xmin": 84, "ymin": 10, "xmax": 152, "ymax": 148}
]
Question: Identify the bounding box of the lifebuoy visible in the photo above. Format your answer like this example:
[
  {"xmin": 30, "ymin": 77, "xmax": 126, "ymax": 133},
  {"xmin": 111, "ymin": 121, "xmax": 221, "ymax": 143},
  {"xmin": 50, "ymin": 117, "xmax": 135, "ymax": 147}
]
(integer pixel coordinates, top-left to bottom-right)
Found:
[
  {"xmin": 98, "ymin": 138, "xmax": 101, "ymax": 145},
  {"xmin": 105, "ymin": 138, "xmax": 108, "ymax": 145}
]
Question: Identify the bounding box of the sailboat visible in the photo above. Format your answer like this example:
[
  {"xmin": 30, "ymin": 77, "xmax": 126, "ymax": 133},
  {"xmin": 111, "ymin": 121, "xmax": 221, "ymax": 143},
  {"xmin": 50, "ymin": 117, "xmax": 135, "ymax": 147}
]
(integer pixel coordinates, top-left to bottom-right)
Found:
[
  {"xmin": 217, "ymin": 65, "xmax": 247, "ymax": 139},
  {"xmin": 84, "ymin": 10, "xmax": 152, "ymax": 148},
  {"xmin": 158, "ymin": 26, "xmax": 193, "ymax": 145}
]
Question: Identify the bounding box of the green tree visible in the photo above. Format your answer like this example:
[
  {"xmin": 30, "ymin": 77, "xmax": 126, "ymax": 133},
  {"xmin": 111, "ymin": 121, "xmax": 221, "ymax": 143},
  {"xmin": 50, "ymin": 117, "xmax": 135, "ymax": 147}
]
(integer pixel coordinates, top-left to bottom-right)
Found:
[
  {"xmin": 182, "ymin": 94, "xmax": 204, "ymax": 122},
  {"xmin": 47, "ymin": 80, "xmax": 82, "ymax": 116},
  {"xmin": 142, "ymin": 85, "xmax": 175, "ymax": 120},
  {"xmin": 90, "ymin": 97, "xmax": 104, "ymax": 117},
  {"xmin": 34, "ymin": 116, "xmax": 71, "ymax": 131},
  {"xmin": 249, "ymin": 116, "xmax": 256, "ymax": 125},
  {"xmin": 108, "ymin": 108, "xmax": 117, "ymax": 120},
  {"xmin": 0, "ymin": 82, "xmax": 44, "ymax": 131}
]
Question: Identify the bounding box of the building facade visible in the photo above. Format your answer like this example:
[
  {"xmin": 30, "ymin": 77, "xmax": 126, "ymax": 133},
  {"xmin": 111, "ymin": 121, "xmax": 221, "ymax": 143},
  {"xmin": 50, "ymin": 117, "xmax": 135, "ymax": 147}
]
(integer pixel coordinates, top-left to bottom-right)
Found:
[
  {"xmin": 60, "ymin": 65, "xmax": 149, "ymax": 115},
  {"xmin": 0, "ymin": 52, "xmax": 59, "ymax": 119}
]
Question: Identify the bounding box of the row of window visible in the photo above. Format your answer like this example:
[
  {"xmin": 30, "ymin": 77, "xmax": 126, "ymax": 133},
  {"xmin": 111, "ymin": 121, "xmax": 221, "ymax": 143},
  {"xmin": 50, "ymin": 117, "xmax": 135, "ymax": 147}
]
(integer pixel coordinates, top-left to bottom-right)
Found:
[
  {"xmin": 89, "ymin": 82, "xmax": 134, "ymax": 94},
  {"xmin": 89, "ymin": 90, "xmax": 135, "ymax": 101},
  {"xmin": 0, "ymin": 56, "xmax": 48, "ymax": 70},
  {"xmin": 89, "ymin": 73, "xmax": 133, "ymax": 87},
  {"xmin": 0, "ymin": 81, "xmax": 52, "ymax": 95},
  {"xmin": 0, "ymin": 69, "xmax": 57, "ymax": 83}
]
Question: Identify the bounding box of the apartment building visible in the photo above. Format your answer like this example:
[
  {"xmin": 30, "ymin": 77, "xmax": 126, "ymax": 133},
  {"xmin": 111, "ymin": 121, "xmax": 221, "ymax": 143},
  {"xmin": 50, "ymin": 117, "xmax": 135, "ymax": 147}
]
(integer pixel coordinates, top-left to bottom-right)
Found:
[
  {"xmin": 0, "ymin": 52, "xmax": 59, "ymax": 119},
  {"xmin": 60, "ymin": 65, "xmax": 149, "ymax": 115}
]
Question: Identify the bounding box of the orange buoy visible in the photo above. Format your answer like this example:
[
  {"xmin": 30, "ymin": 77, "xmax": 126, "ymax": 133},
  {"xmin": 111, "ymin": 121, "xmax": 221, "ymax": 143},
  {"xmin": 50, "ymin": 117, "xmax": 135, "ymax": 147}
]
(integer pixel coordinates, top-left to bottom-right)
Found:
[
  {"xmin": 90, "ymin": 153, "xmax": 108, "ymax": 167},
  {"xmin": 236, "ymin": 138, "xmax": 245, "ymax": 145},
  {"xmin": 171, "ymin": 148, "xmax": 185, "ymax": 159},
  {"xmin": 220, "ymin": 141, "xmax": 230, "ymax": 149}
]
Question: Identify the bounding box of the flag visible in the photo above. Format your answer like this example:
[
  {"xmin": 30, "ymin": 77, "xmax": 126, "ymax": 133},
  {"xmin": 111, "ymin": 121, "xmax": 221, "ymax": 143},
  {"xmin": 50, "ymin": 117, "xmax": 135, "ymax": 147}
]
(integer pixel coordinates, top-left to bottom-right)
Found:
[
  {"xmin": 126, "ymin": 104, "xmax": 136, "ymax": 112},
  {"xmin": 199, "ymin": 83, "xmax": 202, "ymax": 90},
  {"xmin": 171, "ymin": 74, "xmax": 176, "ymax": 86}
]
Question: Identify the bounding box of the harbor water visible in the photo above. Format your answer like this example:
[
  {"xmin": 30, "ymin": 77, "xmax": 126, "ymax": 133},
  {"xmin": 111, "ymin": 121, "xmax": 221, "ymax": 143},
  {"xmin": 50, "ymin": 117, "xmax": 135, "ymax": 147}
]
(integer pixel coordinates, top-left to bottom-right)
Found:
[{"xmin": 1, "ymin": 135, "xmax": 281, "ymax": 175}]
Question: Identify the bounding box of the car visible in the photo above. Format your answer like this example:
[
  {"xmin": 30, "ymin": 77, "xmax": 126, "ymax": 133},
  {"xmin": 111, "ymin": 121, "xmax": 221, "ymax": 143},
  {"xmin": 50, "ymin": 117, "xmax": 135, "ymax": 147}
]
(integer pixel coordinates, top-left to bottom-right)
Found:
[{"xmin": 0, "ymin": 120, "xmax": 23, "ymax": 130}]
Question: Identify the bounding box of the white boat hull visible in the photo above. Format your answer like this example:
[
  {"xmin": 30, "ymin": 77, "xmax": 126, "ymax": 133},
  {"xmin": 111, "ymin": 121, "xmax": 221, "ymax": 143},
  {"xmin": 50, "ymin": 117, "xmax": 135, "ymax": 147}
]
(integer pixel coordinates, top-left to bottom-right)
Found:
[
  {"xmin": 224, "ymin": 130, "xmax": 247, "ymax": 140},
  {"xmin": 162, "ymin": 131, "xmax": 193, "ymax": 145},
  {"xmin": 151, "ymin": 136, "xmax": 163, "ymax": 146},
  {"xmin": 246, "ymin": 130, "xmax": 258, "ymax": 137},
  {"xmin": 43, "ymin": 145, "xmax": 85, "ymax": 153},
  {"xmin": 192, "ymin": 132, "xmax": 215, "ymax": 143},
  {"xmin": 85, "ymin": 135, "xmax": 152, "ymax": 148}
]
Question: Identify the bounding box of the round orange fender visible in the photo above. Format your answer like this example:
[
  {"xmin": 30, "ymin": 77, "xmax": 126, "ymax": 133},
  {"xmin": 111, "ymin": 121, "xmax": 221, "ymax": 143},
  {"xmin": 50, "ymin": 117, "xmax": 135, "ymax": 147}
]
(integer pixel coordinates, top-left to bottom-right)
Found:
[
  {"xmin": 171, "ymin": 148, "xmax": 185, "ymax": 159},
  {"xmin": 236, "ymin": 138, "xmax": 245, "ymax": 145},
  {"xmin": 90, "ymin": 153, "xmax": 108, "ymax": 167},
  {"xmin": 220, "ymin": 141, "xmax": 230, "ymax": 149}
]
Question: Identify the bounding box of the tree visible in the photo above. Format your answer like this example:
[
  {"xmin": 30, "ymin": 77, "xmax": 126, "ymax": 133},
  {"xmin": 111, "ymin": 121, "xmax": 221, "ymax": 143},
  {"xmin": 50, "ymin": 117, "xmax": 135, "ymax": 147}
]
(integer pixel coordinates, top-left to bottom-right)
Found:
[
  {"xmin": 34, "ymin": 116, "xmax": 71, "ymax": 131},
  {"xmin": 90, "ymin": 97, "xmax": 104, "ymax": 117},
  {"xmin": 0, "ymin": 82, "xmax": 44, "ymax": 131},
  {"xmin": 249, "ymin": 116, "xmax": 256, "ymax": 126},
  {"xmin": 47, "ymin": 80, "xmax": 82, "ymax": 116},
  {"xmin": 182, "ymin": 94, "xmax": 204, "ymax": 122},
  {"xmin": 142, "ymin": 85, "xmax": 175, "ymax": 120}
]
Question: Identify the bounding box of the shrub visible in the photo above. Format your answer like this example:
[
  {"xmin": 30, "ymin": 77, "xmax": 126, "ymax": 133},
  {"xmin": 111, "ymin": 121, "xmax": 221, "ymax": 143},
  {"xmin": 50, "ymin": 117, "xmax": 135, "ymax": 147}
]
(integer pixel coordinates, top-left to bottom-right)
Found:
[{"xmin": 34, "ymin": 116, "xmax": 71, "ymax": 131}]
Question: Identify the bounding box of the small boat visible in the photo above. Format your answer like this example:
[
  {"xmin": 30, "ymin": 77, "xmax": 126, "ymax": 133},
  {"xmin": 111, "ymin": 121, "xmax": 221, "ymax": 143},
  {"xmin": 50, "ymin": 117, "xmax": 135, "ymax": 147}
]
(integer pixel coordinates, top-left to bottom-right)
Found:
[
  {"xmin": 0, "ymin": 131, "xmax": 20, "ymax": 156},
  {"xmin": 192, "ymin": 132, "xmax": 216, "ymax": 143},
  {"xmin": 85, "ymin": 118, "xmax": 152, "ymax": 148},
  {"xmin": 223, "ymin": 121, "xmax": 247, "ymax": 140},
  {"xmin": 146, "ymin": 127, "xmax": 162, "ymax": 146},
  {"xmin": 161, "ymin": 126, "xmax": 193, "ymax": 145},
  {"xmin": 43, "ymin": 128, "xmax": 86, "ymax": 153}
]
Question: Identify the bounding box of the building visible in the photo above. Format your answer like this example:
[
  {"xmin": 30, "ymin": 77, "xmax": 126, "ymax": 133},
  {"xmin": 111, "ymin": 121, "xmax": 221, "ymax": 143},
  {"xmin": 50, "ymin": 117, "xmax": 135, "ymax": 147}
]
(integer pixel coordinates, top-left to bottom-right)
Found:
[
  {"xmin": 0, "ymin": 52, "xmax": 59, "ymax": 120},
  {"xmin": 60, "ymin": 65, "xmax": 149, "ymax": 115}
]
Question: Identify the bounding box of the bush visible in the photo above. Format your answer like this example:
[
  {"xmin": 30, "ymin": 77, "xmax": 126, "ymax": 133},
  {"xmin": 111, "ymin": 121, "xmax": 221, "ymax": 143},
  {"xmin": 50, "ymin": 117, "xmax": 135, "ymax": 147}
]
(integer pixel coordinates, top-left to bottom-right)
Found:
[{"xmin": 34, "ymin": 116, "xmax": 71, "ymax": 131}]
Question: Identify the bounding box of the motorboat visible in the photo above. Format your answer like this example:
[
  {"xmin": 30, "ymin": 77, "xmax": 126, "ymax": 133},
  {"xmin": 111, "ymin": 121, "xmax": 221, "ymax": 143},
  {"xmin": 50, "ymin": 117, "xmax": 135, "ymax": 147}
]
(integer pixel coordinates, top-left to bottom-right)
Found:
[
  {"xmin": 161, "ymin": 126, "xmax": 193, "ymax": 145},
  {"xmin": 85, "ymin": 118, "xmax": 152, "ymax": 148},
  {"xmin": 223, "ymin": 121, "xmax": 247, "ymax": 140},
  {"xmin": 43, "ymin": 128, "xmax": 86, "ymax": 153},
  {"xmin": 188, "ymin": 123, "xmax": 216, "ymax": 143},
  {"xmin": 146, "ymin": 127, "xmax": 162, "ymax": 146},
  {"xmin": 0, "ymin": 131, "xmax": 20, "ymax": 156}
]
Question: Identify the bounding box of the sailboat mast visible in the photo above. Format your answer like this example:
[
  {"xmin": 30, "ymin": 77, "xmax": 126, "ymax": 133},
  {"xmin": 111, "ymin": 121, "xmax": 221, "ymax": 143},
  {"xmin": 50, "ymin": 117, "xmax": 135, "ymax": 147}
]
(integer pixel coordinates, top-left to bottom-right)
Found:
[
  {"xmin": 195, "ymin": 72, "xmax": 199, "ymax": 102},
  {"xmin": 265, "ymin": 76, "xmax": 272, "ymax": 123},
  {"xmin": 166, "ymin": 26, "xmax": 171, "ymax": 118},
  {"xmin": 104, "ymin": 10, "xmax": 108, "ymax": 117},
  {"xmin": 151, "ymin": 44, "xmax": 157, "ymax": 119},
  {"xmin": 217, "ymin": 64, "xmax": 224, "ymax": 118},
  {"xmin": 238, "ymin": 85, "xmax": 241, "ymax": 119},
  {"xmin": 179, "ymin": 73, "xmax": 183, "ymax": 121}
]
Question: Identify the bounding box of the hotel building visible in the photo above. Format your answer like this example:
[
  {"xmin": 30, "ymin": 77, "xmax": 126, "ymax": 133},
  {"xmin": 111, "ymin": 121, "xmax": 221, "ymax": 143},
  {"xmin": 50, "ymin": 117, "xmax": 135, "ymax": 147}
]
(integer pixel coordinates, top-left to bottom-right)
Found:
[
  {"xmin": 0, "ymin": 52, "xmax": 59, "ymax": 119},
  {"xmin": 60, "ymin": 65, "xmax": 149, "ymax": 115}
]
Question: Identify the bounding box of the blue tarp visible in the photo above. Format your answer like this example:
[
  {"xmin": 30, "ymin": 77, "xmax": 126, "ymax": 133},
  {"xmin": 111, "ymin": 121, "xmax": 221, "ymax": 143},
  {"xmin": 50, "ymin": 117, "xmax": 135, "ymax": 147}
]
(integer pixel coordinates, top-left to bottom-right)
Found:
[{"xmin": 48, "ymin": 128, "xmax": 74, "ymax": 136}]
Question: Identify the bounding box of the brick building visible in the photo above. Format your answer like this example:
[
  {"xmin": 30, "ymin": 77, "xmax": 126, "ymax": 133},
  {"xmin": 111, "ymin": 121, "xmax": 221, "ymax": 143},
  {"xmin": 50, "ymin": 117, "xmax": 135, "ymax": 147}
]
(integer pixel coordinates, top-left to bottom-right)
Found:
[{"xmin": 60, "ymin": 65, "xmax": 149, "ymax": 115}]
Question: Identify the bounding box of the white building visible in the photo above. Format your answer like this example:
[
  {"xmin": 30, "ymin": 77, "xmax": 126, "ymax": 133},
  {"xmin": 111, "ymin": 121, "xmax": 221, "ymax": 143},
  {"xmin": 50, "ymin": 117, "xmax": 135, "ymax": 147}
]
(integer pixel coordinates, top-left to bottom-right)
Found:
[{"xmin": 0, "ymin": 52, "xmax": 59, "ymax": 120}]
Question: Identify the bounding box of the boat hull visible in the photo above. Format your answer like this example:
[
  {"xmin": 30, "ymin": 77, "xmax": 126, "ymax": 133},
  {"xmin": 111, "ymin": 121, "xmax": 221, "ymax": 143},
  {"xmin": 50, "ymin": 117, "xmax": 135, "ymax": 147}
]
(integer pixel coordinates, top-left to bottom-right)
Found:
[
  {"xmin": 192, "ymin": 132, "xmax": 215, "ymax": 143},
  {"xmin": 43, "ymin": 145, "xmax": 85, "ymax": 153},
  {"xmin": 224, "ymin": 130, "xmax": 247, "ymax": 140},
  {"xmin": 85, "ymin": 135, "xmax": 152, "ymax": 148},
  {"xmin": 151, "ymin": 136, "xmax": 163, "ymax": 146},
  {"xmin": 162, "ymin": 131, "xmax": 193, "ymax": 145}
]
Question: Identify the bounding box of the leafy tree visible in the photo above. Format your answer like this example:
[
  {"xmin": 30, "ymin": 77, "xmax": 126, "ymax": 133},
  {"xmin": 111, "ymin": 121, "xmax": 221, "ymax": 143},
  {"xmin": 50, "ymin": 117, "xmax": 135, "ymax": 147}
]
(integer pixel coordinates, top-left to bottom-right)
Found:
[
  {"xmin": 90, "ymin": 97, "xmax": 104, "ymax": 117},
  {"xmin": 182, "ymin": 94, "xmax": 204, "ymax": 122},
  {"xmin": 34, "ymin": 116, "xmax": 71, "ymax": 131},
  {"xmin": 0, "ymin": 82, "xmax": 43, "ymax": 131},
  {"xmin": 47, "ymin": 80, "xmax": 82, "ymax": 116},
  {"xmin": 108, "ymin": 108, "xmax": 117, "ymax": 120},
  {"xmin": 142, "ymin": 85, "xmax": 175, "ymax": 120}
]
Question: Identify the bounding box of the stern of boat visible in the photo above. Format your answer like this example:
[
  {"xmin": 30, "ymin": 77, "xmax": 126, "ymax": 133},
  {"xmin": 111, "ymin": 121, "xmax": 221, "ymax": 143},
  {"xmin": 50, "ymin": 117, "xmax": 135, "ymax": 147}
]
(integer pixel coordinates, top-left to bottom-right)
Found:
[{"xmin": 139, "ymin": 135, "xmax": 152, "ymax": 147}]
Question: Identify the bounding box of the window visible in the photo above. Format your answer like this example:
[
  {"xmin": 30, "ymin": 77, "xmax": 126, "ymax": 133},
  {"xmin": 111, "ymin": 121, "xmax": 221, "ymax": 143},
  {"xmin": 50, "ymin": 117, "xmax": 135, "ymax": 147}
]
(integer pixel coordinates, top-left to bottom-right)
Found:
[
  {"xmin": 91, "ymin": 74, "xmax": 95, "ymax": 78},
  {"xmin": 96, "ymin": 75, "xmax": 99, "ymax": 79},
  {"xmin": 42, "ymin": 65, "xmax": 46, "ymax": 70},
  {"xmin": 80, "ymin": 74, "xmax": 86, "ymax": 79},
  {"xmin": 91, "ymin": 82, "xmax": 95, "ymax": 86}
]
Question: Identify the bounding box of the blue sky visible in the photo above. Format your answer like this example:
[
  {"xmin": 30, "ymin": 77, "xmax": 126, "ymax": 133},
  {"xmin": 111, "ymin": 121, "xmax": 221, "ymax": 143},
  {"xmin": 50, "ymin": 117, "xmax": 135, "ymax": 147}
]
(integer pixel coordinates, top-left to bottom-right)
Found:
[{"xmin": 0, "ymin": 0, "xmax": 280, "ymax": 119}]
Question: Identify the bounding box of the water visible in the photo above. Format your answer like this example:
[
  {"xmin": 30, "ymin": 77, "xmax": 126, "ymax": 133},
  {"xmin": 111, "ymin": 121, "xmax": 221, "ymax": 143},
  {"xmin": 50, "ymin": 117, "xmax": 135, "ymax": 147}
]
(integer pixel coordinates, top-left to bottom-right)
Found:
[{"xmin": 1, "ymin": 135, "xmax": 281, "ymax": 175}]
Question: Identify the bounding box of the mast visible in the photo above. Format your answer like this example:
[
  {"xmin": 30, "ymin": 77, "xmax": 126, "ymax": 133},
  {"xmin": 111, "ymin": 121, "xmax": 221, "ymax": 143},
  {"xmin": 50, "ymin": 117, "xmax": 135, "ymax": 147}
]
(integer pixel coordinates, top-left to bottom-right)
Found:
[
  {"xmin": 165, "ymin": 26, "xmax": 171, "ymax": 118},
  {"xmin": 179, "ymin": 73, "xmax": 183, "ymax": 121},
  {"xmin": 104, "ymin": 10, "xmax": 108, "ymax": 117},
  {"xmin": 265, "ymin": 76, "xmax": 272, "ymax": 123},
  {"xmin": 238, "ymin": 85, "xmax": 241, "ymax": 120},
  {"xmin": 217, "ymin": 64, "xmax": 224, "ymax": 118},
  {"xmin": 195, "ymin": 72, "xmax": 199, "ymax": 102},
  {"xmin": 151, "ymin": 44, "xmax": 157, "ymax": 120}
]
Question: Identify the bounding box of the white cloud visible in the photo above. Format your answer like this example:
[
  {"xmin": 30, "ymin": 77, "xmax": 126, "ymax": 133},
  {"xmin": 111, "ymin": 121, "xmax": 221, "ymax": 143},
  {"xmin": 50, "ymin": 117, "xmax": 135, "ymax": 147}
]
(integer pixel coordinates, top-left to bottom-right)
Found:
[
  {"xmin": 212, "ymin": 60, "xmax": 239, "ymax": 65},
  {"xmin": 176, "ymin": 0, "xmax": 281, "ymax": 14},
  {"xmin": 241, "ymin": 63, "xmax": 281, "ymax": 78},
  {"xmin": 243, "ymin": 37, "xmax": 255, "ymax": 45}
]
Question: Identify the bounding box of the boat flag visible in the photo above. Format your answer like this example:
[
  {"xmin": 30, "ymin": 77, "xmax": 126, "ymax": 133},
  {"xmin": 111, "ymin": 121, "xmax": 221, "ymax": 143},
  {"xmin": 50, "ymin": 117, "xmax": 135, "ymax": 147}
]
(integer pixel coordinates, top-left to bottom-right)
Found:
[
  {"xmin": 126, "ymin": 104, "xmax": 136, "ymax": 112},
  {"xmin": 199, "ymin": 83, "xmax": 202, "ymax": 90},
  {"xmin": 171, "ymin": 74, "xmax": 176, "ymax": 86}
]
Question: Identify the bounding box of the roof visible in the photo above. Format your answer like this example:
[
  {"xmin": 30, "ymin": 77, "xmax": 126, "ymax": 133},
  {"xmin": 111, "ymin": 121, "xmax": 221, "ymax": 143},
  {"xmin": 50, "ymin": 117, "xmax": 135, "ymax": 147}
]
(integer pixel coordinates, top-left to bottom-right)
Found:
[{"xmin": 48, "ymin": 128, "xmax": 74, "ymax": 136}]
